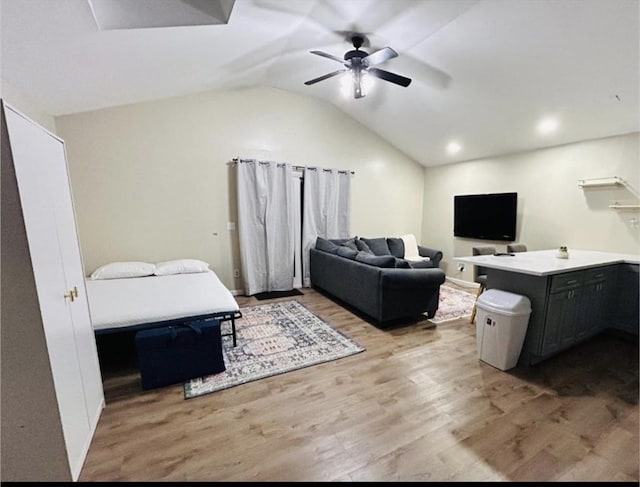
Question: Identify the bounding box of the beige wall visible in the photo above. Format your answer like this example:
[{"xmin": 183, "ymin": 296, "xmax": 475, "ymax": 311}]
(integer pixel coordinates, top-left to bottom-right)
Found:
[
  {"xmin": 56, "ymin": 87, "xmax": 425, "ymax": 291},
  {"xmin": 422, "ymin": 132, "xmax": 640, "ymax": 281}
]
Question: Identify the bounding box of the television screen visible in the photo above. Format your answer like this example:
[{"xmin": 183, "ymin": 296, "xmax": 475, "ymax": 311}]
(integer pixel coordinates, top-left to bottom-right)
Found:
[{"xmin": 454, "ymin": 192, "xmax": 517, "ymax": 241}]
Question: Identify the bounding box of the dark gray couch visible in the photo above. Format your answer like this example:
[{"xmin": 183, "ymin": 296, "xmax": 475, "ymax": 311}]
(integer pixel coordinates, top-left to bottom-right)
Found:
[{"xmin": 309, "ymin": 237, "xmax": 446, "ymax": 324}]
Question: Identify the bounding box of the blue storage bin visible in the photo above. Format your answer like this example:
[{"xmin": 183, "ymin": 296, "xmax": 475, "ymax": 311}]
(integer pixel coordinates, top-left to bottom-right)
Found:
[{"xmin": 135, "ymin": 319, "xmax": 226, "ymax": 390}]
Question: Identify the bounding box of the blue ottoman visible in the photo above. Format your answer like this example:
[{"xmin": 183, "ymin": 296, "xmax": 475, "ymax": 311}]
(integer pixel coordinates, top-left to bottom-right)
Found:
[{"xmin": 135, "ymin": 319, "xmax": 226, "ymax": 390}]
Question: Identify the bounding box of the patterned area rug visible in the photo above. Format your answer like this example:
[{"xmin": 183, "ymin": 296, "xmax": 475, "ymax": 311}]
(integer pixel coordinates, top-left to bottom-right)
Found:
[
  {"xmin": 428, "ymin": 284, "xmax": 477, "ymax": 324},
  {"xmin": 184, "ymin": 300, "xmax": 365, "ymax": 399}
]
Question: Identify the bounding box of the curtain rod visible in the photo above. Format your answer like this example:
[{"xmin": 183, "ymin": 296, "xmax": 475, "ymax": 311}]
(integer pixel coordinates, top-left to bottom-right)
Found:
[{"xmin": 228, "ymin": 157, "xmax": 355, "ymax": 175}]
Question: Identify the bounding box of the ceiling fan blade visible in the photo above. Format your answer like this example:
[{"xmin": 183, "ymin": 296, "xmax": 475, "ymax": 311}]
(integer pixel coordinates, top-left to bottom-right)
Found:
[
  {"xmin": 368, "ymin": 68, "xmax": 412, "ymax": 87},
  {"xmin": 364, "ymin": 47, "xmax": 398, "ymax": 67},
  {"xmin": 304, "ymin": 69, "xmax": 347, "ymax": 85},
  {"xmin": 310, "ymin": 50, "xmax": 346, "ymax": 64}
]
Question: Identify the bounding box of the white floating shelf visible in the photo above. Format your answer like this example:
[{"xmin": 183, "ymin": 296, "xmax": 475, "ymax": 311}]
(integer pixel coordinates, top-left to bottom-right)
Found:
[
  {"xmin": 578, "ymin": 176, "xmax": 623, "ymax": 189},
  {"xmin": 609, "ymin": 204, "xmax": 640, "ymax": 210}
]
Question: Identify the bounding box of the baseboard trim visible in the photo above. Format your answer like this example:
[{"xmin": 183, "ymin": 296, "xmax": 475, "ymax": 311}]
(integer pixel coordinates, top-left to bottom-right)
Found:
[
  {"xmin": 230, "ymin": 289, "xmax": 244, "ymax": 296},
  {"xmin": 445, "ymin": 276, "xmax": 479, "ymax": 289}
]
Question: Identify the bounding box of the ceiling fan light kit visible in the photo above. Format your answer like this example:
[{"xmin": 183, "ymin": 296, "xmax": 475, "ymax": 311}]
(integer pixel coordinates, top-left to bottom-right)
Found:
[{"xmin": 305, "ymin": 34, "xmax": 412, "ymax": 99}]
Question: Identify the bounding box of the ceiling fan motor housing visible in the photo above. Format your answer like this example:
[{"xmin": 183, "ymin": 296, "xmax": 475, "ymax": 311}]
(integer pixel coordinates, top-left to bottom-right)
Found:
[
  {"xmin": 344, "ymin": 50, "xmax": 367, "ymax": 62},
  {"xmin": 345, "ymin": 34, "xmax": 367, "ymax": 65}
]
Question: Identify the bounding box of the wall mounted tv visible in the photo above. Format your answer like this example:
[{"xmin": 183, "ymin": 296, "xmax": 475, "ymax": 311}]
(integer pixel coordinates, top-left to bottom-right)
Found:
[{"xmin": 454, "ymin": 192, "xmax": 517, "ymax": 241}]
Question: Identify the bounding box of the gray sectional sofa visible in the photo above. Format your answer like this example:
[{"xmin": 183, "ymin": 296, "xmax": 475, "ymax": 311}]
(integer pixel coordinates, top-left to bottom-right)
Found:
[{"xmin": 309, "ymin": 236, "xmax": 446, "ymax": 324}]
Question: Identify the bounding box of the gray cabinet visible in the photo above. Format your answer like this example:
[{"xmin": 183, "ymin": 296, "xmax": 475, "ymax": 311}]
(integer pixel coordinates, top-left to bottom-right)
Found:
[
  {"xmin": 479, "ymin": 259, "xmax": 637, "ymax": 367},
  {"xmin": 576, "ymin": 267, "xmax": 610, "ymax": 341},
  {"xmin": 540, "ymin": 267, "xmax": 614, "ymax": 359},
  {"xmin": 541, "ymin": 272, "xmax": 583, "ymax": 357},
  {"xmin": 613, "ymin": 264, "xmax": 639, "ymax": 335}
]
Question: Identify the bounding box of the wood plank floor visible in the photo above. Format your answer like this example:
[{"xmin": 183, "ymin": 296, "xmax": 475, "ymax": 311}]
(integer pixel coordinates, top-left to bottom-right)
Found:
[{"xmin": 81, "ymin": 286, "xmax": 639, "ymax": 482}]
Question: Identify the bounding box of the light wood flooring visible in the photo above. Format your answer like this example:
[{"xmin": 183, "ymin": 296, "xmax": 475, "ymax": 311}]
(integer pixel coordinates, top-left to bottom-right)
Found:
[{"xmin": 81, "ymin": 285, "xmax": 639, "ymax": 482}]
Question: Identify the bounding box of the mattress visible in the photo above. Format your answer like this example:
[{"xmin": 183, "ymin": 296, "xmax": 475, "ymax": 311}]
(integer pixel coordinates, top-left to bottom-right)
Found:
[{"xmin": 86, "ymin": 270, "xmax": 239, "ymax": 331}]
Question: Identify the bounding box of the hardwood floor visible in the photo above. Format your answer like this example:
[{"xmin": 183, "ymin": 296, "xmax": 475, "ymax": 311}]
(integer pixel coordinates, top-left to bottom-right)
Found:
[{"xmin": 81, "ymin": 286, "xmax": 639, "ymax": 482}]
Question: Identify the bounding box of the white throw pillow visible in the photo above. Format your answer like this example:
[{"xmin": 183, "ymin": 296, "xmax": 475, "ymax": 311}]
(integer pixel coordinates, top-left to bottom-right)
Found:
[
  {"xmin": 154, "ymin": 259, "xmax": 210, "ymax": 276},
  {"xmin": 90, "ymin": 261, "xmax": 156, "ymax": 280},
  {"xmin": 400, "ymin": 234, "xmax": 431, "ymax": 263},
  {"xmin": 400, "ymin": 234, "xmax": 420, "ymax": 259}
]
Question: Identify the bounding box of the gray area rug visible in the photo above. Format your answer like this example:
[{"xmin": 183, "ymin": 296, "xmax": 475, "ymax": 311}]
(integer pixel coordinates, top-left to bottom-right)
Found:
[{"xmin": 184, "ymin": 300, "xmax": 365, "ymax": 399}]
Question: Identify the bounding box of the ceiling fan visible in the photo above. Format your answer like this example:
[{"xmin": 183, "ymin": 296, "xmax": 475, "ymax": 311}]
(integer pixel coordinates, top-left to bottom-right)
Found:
[{"xmin": 304, "ymin": 34, "xmax": 412, "ymax": 99}]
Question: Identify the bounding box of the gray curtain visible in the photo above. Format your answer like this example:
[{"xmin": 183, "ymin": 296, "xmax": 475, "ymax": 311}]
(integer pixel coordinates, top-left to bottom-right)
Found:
[
  {"xmin": 237, "ymin": 160, "xmax": 294, "ymax": 295},
  {"xmin": 302, "ymin": 168, "xmax": 352, "ymax": 287}
]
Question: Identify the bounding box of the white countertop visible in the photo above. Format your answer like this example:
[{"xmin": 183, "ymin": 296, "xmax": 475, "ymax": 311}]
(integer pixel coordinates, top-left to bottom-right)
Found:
[{"xmin": 454, "ymin": 249, "xmax": 640, "ymax": 276}]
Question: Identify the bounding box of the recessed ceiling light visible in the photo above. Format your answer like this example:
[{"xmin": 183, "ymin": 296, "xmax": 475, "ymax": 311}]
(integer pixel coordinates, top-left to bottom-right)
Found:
[
  {"xmin": 537, "ymin": 117, "xmax": 559, "ymax": 134},
  {"xmin": 447, "ymin": 141, "xmax": 461, "ymax": 155}
]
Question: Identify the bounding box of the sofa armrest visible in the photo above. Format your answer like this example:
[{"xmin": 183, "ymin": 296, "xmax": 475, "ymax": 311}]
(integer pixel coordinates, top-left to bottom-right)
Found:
[
  {"xmin": 379, "ymin": 268, "xmax": 446, "ymax": 289},
  {"xmin": 417, "ymin": 245, "xmax": 443, "ymax": 267}
]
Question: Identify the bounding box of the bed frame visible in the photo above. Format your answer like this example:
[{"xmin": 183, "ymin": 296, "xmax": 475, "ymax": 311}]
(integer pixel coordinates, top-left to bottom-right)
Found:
[{"xmin": 94, "ymin": 309, "xmax": 242, "ymax": 347}]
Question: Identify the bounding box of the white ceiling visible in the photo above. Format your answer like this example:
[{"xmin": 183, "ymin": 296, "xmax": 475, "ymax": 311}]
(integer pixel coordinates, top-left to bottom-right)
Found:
[{"xmin": 1, "ymin": 0, "xmax": 638, "ymax": 167}]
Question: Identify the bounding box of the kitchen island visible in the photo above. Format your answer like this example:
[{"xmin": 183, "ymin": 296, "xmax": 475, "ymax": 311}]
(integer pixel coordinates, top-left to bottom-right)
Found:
[{"xmin": 455, "ymin": 249, "xmax": 639, "ymax": 366}]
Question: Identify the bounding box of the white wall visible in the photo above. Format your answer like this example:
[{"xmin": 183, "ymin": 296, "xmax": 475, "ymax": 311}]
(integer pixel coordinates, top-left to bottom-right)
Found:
[
  {"xmin": 422, "ymin": 132, "xmax": 640, "ymax": 281},
  {"xmin": 55, "ymin": 87, "xmax": 425, "ymax": 291},
  {"xmin": 1, "ymin": 80, "xmax": 57, "ymax": 134}
]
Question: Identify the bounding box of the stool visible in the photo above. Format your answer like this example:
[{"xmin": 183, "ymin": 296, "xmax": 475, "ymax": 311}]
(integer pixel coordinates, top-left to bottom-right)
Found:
[{"xmin": 135, "ymin": 319, "xmax": 226, "ymax": 390}]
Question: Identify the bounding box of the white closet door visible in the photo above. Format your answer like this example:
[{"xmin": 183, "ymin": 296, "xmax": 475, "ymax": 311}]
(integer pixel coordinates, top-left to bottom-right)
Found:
[
  {"xmin": 4, "ymin": 106, "xmax": 100, "ymax": 480},
  {"xmin": 41, "ymin": 137, "xmax": 104, "ymax": 429}
]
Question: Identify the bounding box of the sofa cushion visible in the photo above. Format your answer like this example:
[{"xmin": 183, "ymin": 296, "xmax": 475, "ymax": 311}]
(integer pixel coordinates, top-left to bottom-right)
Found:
[
  {"xmin": 355, "ymin": 239, "xmax": 374, "ymax": 254},
  {"xmin": 336, "ymin": 246, "xmax": 358, "ymax": 259},
  {"xmin": 355, "ymin": 252, "xmax": 396, "ymax": 268},
  {"xmin": 315, "ymin": 237, "xmax": 340, "ymax": 254},
  {"xmin": 329, "ymin": 238, "xmax": 349, "ymax": 246},
  {"xmin": 386, "ymin": 238, "xmax": 405, "ymax": 258},
  {"xmin": 341, "ymin": 238, "xmax": 359, "ymax": 251},
  {"xmin": 394, "ymin": 258, "xmax": 412, "ymax": 269},
  {"xmin": 361, "ymin": 237, "xmax": 391, "ymax": 256}
]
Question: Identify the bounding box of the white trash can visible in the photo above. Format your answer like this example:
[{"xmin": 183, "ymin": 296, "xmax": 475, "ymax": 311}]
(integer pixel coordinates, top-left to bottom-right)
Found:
[{"xmin": 475, "ymin": 289, "xmax": 532, "ymax": 371}]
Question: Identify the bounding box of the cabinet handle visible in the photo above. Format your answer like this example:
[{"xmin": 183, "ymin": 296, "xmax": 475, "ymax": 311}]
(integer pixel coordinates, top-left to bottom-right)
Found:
[
  {"xmin": 566, "ymin": 280, "xmax": 577, "ymax": 285},
  {"xmin": 72, "ymin": 286, "xmax": 78, "ymax": 298},
  {"xmin": 64, "ymin": 289, "xmax": 76, "ymax": 302}
]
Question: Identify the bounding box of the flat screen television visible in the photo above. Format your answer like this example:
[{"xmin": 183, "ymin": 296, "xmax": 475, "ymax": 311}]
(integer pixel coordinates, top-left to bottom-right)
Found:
[{"xmin": 454, "ymin": 192, "xmax": 517, "ymax": 241}]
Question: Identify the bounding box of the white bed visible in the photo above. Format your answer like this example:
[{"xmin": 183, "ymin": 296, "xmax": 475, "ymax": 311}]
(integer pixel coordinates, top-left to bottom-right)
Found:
[{"xmin": 86, "ymin": 270, "xmax": 241, "ymax": 345}]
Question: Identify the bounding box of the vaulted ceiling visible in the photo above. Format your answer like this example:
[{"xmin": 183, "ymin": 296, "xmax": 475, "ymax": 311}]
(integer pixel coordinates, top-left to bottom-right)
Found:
[{"xmin": 1, "ymin": 0, "xmax": 638, "ymax": 166}]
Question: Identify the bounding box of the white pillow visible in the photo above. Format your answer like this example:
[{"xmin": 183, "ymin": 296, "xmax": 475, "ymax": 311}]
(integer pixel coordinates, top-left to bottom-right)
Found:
[
  {"xmin": 154, "ymin": 259, "xmax": 210, "ymax": 276},
  {"xmin": 400, "ymin": 234, "xmax": 431, "ymax": 262},
  {"xmin": 90, "ymin": 261, "xmax": 156, "ymax": 280},
  {"xmin": 400, "ymin": 234, "xmax": 421, "ymax": 260}
]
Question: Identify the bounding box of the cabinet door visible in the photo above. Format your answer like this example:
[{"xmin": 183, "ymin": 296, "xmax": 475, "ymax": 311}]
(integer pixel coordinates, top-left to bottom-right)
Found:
[
  {"xmin": 614, "ymin": 264, "xmax": 639, "ymax": 335},
  {"xmin": 542, "ymin": 289, "xmax": 579, "ymax": 356},
  {"xmin": 576, "ymin": 280, "xmax": 606, "ymax": 341},
  {"xmin": 4, "ymin": 106, "xmax": 100, "ymax": 480},
  {"xmin": 559, "ymin": 288, "xmax": 581, "ymax": 348}
]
